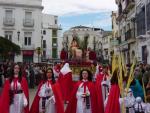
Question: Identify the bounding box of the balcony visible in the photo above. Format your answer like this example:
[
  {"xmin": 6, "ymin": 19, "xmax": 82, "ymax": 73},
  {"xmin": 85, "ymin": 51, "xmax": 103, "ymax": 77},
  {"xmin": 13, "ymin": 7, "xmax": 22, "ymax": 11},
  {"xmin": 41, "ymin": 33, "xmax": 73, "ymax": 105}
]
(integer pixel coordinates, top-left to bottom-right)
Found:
[
  {"xmin": 3, "ymin": 18, "xmax": 15, "ymax": 26},
  {"xmin": 23, "ymin": 19, "xmax": 34, "ymax": 27},
  {"xmin": 125, "ymin": 29, "xmax": 135, "ymax": 41},
  {"xmin": 22, "ymin": 44, "xmax": 35, "ymax": 50},
  {"xmin": 48, "ymin": 24, "xmax": 62, "ymax": 30},
  {"xmin": 125, "ymin": 0, "xmax": 135, "ymax": 11},
  {"xmin": 116, "ymin": 5, "xmax": 126, "ymax": 21},
  {"xmin": 117, "ymin": 36, "xmax": 121, "ymax": 44}
]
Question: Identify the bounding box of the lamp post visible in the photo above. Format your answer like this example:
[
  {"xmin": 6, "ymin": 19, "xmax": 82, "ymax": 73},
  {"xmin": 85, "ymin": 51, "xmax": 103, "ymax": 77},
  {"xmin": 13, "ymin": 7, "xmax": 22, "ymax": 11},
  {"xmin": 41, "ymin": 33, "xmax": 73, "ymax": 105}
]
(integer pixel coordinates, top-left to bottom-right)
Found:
[
  {"xmin": 41, "ymin": 36, "xmax": 43, "ymax": 61},
  {"xmin": 17, "ymin": 31, "xmax": 20, "ymax": 41}
]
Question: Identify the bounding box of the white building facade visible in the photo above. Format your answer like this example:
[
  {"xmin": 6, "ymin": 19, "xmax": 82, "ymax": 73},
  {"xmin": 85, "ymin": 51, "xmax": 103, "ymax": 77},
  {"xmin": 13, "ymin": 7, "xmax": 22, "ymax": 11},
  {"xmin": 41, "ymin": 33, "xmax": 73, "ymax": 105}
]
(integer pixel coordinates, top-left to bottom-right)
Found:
[
  {"xmin": 41, "ymin": 14, "xmax": 62, "ymax": 61},
  {"xmin": 111, "ymin": 11, "xmax": 120, "ymax": 55},
  {"xmin": 102, "ymin": 32, "xmax": 112, "ymax": 62},
  {"xmin": 136, "ymin": 0, "xmax": 150, "ymax": 64},
  {"xmin": 115, "ymin": 0, "xmax": 137, "ymax": 64},
  {"xmin": 115, "ymin": 0, "xmax": 150, "ymax": 64},
  {"xmin": 0, "ymin": 0, "xmax": 43, "ymax": 63}
]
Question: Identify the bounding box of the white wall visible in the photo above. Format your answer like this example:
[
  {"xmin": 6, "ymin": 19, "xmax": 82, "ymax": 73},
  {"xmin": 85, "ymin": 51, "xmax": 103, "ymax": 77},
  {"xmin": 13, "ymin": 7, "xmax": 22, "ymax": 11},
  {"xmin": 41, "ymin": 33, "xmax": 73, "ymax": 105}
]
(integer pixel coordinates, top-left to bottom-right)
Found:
[
  {"xmin": 42, "ymin": 14, "xmax": 62, "ymax": 59},
  {"xmin": 0, "ymin": 0, "xmax": 42, "ymax": 6},
  {"xmin": 0, "ymin": 0, "xmax": 43, "ymax": 63}
]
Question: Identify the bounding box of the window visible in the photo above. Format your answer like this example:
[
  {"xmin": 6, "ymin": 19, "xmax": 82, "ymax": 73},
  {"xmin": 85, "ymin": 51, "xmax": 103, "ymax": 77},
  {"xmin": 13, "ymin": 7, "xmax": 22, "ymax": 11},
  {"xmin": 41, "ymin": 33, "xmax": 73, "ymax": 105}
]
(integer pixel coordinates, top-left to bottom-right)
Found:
[
  {"xmin": 52, "ymin": 30, "xmax": 57, "ymax": 37},
  {"xmin": 120, "ymin": 29, "xmax": 122, "ymax": 35},
  {"xmin": 52, "ymin": 38, "xmax": 57, "ymax": 46},
  {"xmin": 24, "ymin": 32, "xmax": 32, "ymax": 46},
  {"xmin": 43, "ymin": 51, "xmax": 46, "ymax": 58},
  {"xmin": 43, "ymin": 40, "xmax": 46, "ymax": 48},
  {"xmin": 43, "ymin": 30, "xmax": 46, "ymax": 35},
  {"xmin": 123, "ymin": 26, "xmax": 126, "ymax": 33},
  {"xmin": 147, "ymin": 2, "xmax": 150, "ymax": 30},
  {"xmin": 55, "ymin": 19, "xmax": 57, "ymax": 24},
  {"xmin": 137, "ymin": 6, "xmax": 146, "ymax": 36},
  {"xmin": 5, "ymin": 10, "xmax": 13, "ymax": 19},
  {"xmin": 112, "ymin": 22, "xmax": 114, "ymax": 29},
  {"xmin": 24, "ymin": 37, "xmax": 31, "ymax": 45},
  {"xmin": 25, "ymin": 11, "xmax": 32, "ymax": 20},
  {"xmin": 5, "ymin": 31, "xmax": 13, "ymax": 41},
  {"xmin": 127, "ymin": 23, "xmax": 130, "ymax": 31}
]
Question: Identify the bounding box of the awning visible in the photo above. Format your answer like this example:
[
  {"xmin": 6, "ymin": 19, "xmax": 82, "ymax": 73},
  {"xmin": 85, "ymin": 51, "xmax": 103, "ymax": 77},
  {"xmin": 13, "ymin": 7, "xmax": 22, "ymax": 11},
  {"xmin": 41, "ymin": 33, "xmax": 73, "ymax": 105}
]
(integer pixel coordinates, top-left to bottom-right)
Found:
[{"xmin": 22, "ymin": 50, "xmax": 34, "ymax": 56}]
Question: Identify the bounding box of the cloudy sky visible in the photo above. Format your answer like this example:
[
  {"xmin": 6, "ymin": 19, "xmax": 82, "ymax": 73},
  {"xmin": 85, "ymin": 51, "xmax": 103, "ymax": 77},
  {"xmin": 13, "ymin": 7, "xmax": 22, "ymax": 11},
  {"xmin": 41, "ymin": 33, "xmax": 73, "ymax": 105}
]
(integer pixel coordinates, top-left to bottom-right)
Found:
[{"xmin": 42, "ymin": 0, "xmax": 117, "ymax": 31}]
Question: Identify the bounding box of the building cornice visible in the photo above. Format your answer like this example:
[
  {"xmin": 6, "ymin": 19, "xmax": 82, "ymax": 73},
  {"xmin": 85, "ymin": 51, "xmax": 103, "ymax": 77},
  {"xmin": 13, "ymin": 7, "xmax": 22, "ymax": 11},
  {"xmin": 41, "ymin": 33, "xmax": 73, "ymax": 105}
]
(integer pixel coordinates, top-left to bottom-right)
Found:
[
  {"xmin": 2, "ymin": 27, "xmax": 16, "ymax": 30},
  {"xmin": 22, "ymin": 28, "xmax": 35, "ymax": 31},
  {"xmin": 0, "ymin": 3, "xmax": 43, "ymax": 10}
]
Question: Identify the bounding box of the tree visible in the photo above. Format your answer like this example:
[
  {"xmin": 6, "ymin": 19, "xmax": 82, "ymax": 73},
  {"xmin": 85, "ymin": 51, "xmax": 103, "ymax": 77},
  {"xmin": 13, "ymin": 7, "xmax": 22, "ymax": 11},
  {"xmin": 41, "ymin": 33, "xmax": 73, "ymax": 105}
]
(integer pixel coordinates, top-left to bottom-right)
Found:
[
  {"xmin": 0, "ymin": 37, "xmax": 20, "ymax": 61},
  {"xmin": 79, "ymin": 34, "xmax": 89, "ymax": 59},
  {"xmin": 36, "ymin": 47, "xmax": 42, "ymax": 63}
]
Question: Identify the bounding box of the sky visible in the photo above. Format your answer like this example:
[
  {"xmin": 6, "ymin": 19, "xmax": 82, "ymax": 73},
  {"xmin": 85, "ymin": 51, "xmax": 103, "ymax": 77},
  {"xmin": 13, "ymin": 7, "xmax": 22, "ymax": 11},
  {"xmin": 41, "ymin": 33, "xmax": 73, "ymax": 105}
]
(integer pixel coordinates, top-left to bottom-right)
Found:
[{"xmin": 42, "ymin": 0, "xmax": 117, "ymax": 31}]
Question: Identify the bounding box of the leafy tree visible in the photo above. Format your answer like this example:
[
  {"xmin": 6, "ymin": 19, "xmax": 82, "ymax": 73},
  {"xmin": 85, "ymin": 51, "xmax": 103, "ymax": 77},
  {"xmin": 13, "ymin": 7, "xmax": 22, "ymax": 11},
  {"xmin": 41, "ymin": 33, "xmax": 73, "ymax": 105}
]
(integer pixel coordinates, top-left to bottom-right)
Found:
[{"xmin": 0, "ymin": 37, "xmax": 20, "ymax": 60}]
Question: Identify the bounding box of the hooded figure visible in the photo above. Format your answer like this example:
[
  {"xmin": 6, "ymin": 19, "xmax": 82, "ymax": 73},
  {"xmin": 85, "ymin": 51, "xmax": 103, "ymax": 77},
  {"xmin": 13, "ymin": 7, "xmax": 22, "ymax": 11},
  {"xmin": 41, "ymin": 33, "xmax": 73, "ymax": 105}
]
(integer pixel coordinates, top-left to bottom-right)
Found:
[
  {"xmin": 120, "ymin": 88, "xmax": 135, "ymax": 113},
  {"xmin": 95, "ymin": 64, "xmax": 111, "ymax": 113},
  {"xmin": 58, "ymin": 63, "xmax": 73, "ymax": 102},
  {"xmin": 134, "ymin": 97, "xmax": 147, "ymax": 113},
  {"xmin": 104, "ymin": 68, "xmax": 120, "ymax": 113}
]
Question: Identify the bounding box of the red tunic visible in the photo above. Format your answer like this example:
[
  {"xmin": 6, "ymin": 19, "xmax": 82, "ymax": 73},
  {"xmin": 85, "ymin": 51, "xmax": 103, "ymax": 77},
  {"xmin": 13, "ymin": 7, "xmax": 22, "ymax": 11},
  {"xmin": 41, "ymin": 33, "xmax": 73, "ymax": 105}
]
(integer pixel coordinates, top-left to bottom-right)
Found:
[
  {"xmin": 104, "ymin": 84, "xmax": 120, "ymax": 113},
  {"xmin": 0, "ymin": 77, "xmax": 29, "ymax": 113},
  {"xmin": 65, "ymin": 81, "xmax": 101, "ymax": 113},
  {"xmin": 30, "ymin": 81, "xmax": 64, "ymax": 113},
  {"xmin": 95, "ymin": 73, "xmax": 105, "ymax": 113},
  {"xmin": 58, "ymin": 72, "xmax": 73, "ymax": 102}
]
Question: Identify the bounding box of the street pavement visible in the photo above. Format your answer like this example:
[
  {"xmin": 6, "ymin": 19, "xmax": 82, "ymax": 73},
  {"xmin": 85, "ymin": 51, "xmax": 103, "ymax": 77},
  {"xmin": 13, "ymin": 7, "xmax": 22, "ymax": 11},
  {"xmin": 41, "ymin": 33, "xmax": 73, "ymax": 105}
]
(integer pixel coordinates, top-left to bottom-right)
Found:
[
  {"xmin": 29, "ymin": 87, "xmax": 68, "ymax": 110},
  {"xmin": 0, "ymin": 87, "xmax": 67, "ymax": 110},
  {"xmin": 0, "ymin": 87, "xmax": 37, "ymax": 108},
  {"xmin": 29, "ymin": 88, "xmax": 37, "ymax": 108}
]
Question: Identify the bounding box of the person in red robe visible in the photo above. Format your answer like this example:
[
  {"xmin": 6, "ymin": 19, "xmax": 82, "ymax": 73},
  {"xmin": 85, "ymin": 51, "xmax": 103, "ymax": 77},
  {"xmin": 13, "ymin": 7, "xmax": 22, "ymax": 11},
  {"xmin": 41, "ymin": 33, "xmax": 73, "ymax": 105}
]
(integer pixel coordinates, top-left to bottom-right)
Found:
[
  {"xmin": 0, "ymin": 64, "xmax": 29, "ymax": 113},
  {"xmin": 58, "ymin": 63, "xmax": 73, "ymax": 103},
  {"xmin": 60, "ymin": 48, "xmax": 68, "ymax": 60},
  {"xmin": 95, "ymin": 64, "xmax": 110, "ymax": 113},
  {"xmin": 89, "ymin": 50, "xmax": 96, "ymax": 61},
  {"xmin": 65, "ymin": 69, "xmax": 101, "ymax": 113},
  {"xmin": 53, "ymin": 63, "xmax": 61, "ymax": 80},
  {"xmin": 30, "ymin": 68, "xmax": 64, "ymax": 113},
  {"xmin": 95, "ymin": 67, "xmax": 104, "ymax": 113},
  {"xmin": 104, "ymin": 68, "xmax": 120, "ymax": 113}
]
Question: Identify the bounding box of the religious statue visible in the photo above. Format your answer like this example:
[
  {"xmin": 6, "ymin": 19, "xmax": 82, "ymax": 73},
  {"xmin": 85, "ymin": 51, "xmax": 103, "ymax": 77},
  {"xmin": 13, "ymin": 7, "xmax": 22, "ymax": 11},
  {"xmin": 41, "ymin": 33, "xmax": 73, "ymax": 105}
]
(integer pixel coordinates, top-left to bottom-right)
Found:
[{"xmin": 70, "ymin": 37, "xmax": 79, "ymax": 59}]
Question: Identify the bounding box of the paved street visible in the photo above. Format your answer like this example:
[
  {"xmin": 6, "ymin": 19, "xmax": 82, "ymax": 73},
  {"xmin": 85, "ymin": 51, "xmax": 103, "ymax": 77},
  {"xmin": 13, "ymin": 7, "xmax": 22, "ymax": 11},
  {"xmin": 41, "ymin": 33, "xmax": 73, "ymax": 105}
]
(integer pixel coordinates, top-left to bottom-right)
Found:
[
  {"xmin": 29, "ymin": 88, "xmax": 37, "ymax": 108},
  {"xmin": 29, "ymin": 87, "xmax": 67, "ymax": 110},
  {"xmin": 0, "ymin": 87, "xmax": 67, "ymax": 109},
  {"xmin": 0, "ymin": 87, "xmax": 37, "ymax": 108}
]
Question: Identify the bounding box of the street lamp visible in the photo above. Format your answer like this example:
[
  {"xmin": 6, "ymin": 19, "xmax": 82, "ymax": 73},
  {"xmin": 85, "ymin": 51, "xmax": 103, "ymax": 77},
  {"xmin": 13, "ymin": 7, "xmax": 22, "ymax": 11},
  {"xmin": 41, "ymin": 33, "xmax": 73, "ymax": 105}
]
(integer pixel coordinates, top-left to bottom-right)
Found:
[
  {"xmin": 41, "ymin": 36, "xmax": 43, "ymax": 61},
  {"xmin": 17, "ymin": 31, "xmax": 20, "ymax": 41}
]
